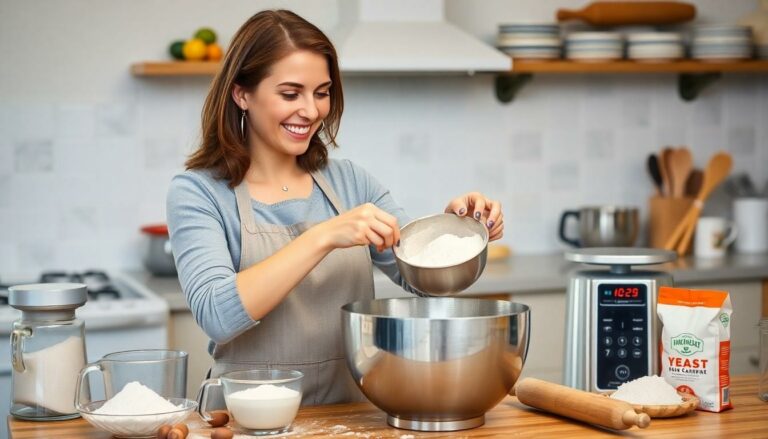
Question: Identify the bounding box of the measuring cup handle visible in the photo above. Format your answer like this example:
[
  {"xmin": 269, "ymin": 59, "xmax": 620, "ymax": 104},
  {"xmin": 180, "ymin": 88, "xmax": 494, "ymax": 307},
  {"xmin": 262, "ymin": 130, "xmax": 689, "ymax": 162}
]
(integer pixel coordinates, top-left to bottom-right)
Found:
[
  {"xmin": 722, "ymin": 221, "xmax": 738, "ymax": 248},
  {"xmin": 11, "ymin": 327, "xmax": 31, "ymax": 373},
  {"xmin": 197, "ymin": 378, "xmax": 222, "ymax": 422},
  {"xmin": 75, "ymin": 363, "xmax": 102, "ymax": 411}
]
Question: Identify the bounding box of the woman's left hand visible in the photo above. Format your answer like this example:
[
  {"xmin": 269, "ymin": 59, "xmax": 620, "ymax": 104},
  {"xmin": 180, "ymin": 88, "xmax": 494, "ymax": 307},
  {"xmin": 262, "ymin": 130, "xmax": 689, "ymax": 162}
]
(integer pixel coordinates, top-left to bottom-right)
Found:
[{"xmin": 444, "ymin": 192, "xmax": 503, "ymax": 241}]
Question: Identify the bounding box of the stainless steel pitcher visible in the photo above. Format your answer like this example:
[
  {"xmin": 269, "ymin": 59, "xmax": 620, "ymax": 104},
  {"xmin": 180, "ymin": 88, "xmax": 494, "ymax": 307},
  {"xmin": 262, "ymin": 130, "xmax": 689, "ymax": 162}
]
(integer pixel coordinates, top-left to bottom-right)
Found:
[{"xmin": 559, "ymin": 206, "xmax": 639, "ymax": 248}]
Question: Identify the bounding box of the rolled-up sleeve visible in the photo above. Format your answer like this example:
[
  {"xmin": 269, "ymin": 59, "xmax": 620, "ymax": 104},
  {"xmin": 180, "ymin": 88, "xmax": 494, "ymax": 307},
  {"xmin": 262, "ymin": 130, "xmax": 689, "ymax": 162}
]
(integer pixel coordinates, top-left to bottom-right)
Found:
[{"xmin": 166, "ymin": 173, "xmax": 257, "ymax": 344}]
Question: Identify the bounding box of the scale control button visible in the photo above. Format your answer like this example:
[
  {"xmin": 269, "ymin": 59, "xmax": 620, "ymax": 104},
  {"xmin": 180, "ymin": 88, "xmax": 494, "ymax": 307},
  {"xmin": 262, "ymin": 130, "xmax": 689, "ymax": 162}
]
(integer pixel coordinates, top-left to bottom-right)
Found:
[
  {"xmin": 604, "ymin": 348, "xmax": 612, "ymax": 358},
  {"xmin": 602, "ymin": 325, "xmax": 613, "ymax": 334},
  {"xmin": 604, "ymin": 336, "xmax": 613, "ymax": 347},
  {"xmin": 632, "ymin": 348, "xmax": 643, "ymax": 359},
  {"xmin": 615, "ymin": 365, "xmax": 631, "ymax": 381},
  {"xmin": 632, "ymin": 336, "xmax": 643, "ymax": 346},
  {"xmin": 617, "ymin": 336, "xmax": 628, "ymax": 347},
  {"xmin": 632, "ymin": 317, "xmax": 645, "ymax": 323},
  {"xmin": 617, "ymin": 348, "xmax": 628, "ymax": 359},
  {"xmin": 601, "ymin": 318, "xmax": 614, "ymax": 323},
  {"xmin": 632, "ymin": 326, "xmax": 644, "ymax": 332}
]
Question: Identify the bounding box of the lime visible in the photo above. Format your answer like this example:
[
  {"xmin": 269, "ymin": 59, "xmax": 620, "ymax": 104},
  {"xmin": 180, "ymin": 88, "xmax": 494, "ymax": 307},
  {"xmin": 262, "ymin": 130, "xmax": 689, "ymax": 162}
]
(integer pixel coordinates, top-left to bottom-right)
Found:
[
  {"xmin": 183, "ymin": 38, "xmax": 207, "ymax": 61},
  {"xmin": 169, "ymin": 40, "xmax": 185, "ymax": 60},
  {"xmin": 194, "ymin": 27, "xmax": 217, "ymax": 45}
]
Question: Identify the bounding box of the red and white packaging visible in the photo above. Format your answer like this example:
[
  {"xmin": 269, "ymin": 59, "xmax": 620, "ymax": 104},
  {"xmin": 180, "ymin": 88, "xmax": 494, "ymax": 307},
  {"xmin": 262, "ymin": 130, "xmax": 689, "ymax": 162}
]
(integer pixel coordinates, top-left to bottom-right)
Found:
[{"xmin": 657, "ymin": 286, "xmax": 733, "ymax": 412}]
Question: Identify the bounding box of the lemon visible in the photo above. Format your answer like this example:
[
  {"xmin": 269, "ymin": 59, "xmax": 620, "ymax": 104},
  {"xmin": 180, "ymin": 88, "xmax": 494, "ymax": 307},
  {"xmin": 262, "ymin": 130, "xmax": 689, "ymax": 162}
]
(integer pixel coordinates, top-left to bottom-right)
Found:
[
  {"xmin": 194, "ymin": 27, "xmax": 217, "ymax": 45},
  {"xmin": 182, "ymin": 38, "xmax": 207, "ymax": 61},
  {"xmin": 169, "ymin": 40, "xmax": 185, "ymax": 60},
  {"xmin": 206, "ymin": 43, "xmax": 223, "ymax": 61}
]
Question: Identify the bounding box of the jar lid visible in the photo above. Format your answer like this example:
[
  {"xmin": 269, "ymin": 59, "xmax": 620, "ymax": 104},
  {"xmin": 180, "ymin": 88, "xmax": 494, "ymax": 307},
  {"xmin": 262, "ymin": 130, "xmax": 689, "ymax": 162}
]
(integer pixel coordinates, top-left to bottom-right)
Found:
[{"xmin": 8, "ymin": 283, "xmax": 88, "ymax": 311}]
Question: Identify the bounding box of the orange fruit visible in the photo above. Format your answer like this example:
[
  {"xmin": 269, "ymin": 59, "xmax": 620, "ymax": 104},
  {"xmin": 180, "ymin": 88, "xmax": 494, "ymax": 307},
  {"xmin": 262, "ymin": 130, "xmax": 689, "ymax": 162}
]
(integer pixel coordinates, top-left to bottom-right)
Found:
[
  {"xmin": 206, "ymin": 43, "xmax": 223, "ymax": 61},
  {"xmin": 182, "ymin": 38, "xmax": 207, "ymax": 61}
]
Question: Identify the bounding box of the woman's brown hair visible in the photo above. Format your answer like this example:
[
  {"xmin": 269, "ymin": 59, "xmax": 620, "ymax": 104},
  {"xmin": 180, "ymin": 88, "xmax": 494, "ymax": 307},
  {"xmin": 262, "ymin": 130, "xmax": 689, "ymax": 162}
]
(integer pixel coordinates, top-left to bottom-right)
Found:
[{"xmin": 186, "ymin": 9, "xmax": 343, "ymax": 187}]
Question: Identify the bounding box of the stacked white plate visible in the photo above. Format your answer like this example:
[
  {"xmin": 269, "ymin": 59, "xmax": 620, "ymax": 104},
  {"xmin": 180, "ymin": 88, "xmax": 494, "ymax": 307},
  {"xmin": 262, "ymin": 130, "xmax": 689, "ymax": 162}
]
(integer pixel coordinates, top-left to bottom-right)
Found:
[
  {"xmin": 692, "ymin": 25, "xmax": 754, "ymax": 61},
  {"xmin": 565, "ymin": 32, "xmax": 623, "ymax": 61},
  {"xmin": 626, "ymin": 32, "xmax": 684, "ymax": 62},
  {"xmin": 497, "ymin": 23, "xmax": 561, "ymax": 59}
]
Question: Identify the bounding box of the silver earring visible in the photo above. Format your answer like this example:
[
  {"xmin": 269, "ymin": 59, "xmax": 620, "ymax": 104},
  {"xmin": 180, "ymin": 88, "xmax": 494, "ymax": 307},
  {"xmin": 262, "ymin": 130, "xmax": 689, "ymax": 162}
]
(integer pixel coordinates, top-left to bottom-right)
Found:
[{"xmin": 240, "ymin": 109, "xmax": 246, "ymax": 139}]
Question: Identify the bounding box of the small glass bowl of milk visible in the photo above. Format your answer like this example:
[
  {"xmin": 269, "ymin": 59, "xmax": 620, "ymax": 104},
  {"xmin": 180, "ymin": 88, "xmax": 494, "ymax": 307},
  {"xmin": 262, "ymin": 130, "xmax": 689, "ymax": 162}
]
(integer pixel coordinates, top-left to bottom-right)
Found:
[{"xmin": 198, "ymin": 369, "xmax": 303, "ymax": 435}]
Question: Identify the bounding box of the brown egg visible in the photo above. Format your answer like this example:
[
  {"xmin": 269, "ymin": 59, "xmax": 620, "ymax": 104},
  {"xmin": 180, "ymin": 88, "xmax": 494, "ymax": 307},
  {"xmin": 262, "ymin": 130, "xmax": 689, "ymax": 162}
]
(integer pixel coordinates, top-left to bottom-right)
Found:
[
  {"xmin": 207, "ymin": 411, "xmax": 230, "ymax": 427},
  {"xmin": 172, "ymin": 423, "xmax": 190, "ymax": 437},
  {"xmin": 156, "ymin": 424, "xmax": 172, "ymax": 439},
  {"xmin": 167, "ymin": 427, "xmax": 187, "ymax": 439},
  {"xmin": 210, "ymin": 427, "xmax": 234, "ymax": 439}
]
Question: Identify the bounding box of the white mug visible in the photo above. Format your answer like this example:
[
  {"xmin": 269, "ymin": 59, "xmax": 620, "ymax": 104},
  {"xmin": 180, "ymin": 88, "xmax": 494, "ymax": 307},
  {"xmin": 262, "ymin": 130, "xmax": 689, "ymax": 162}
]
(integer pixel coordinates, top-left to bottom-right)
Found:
[
  {"xmin": 695, "ymin": 217, "xmax": 738, "ymax": 258},
  {"xmin": 734, "ymin": 198, "xmax": 768, "ymax": 254}
]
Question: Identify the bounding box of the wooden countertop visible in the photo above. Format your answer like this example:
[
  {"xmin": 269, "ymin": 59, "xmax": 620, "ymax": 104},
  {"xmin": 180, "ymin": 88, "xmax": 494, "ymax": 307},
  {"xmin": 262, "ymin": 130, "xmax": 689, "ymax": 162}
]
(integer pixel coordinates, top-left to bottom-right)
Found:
[{"xmin": 8, "ymin": 375, "xmax": 767, "ymax": 438}]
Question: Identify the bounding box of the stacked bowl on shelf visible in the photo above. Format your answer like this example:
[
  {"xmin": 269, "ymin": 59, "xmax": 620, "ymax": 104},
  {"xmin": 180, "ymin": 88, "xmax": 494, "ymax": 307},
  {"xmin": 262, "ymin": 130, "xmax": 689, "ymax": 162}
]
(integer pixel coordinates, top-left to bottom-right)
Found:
[
  {"xmin": 626, "ymin": 33, "xmax": 685, "ymax": 62},
  {"xmin": 565, "ymin": 32, "xmax": 623, "ymax": 61},
  {"xmin": 691, "ymin": 24, "xmax": 754, "ymax": 61},
  {"xmin": 496, "ymin": 23, "xmax": 562, "ymax": 59}
]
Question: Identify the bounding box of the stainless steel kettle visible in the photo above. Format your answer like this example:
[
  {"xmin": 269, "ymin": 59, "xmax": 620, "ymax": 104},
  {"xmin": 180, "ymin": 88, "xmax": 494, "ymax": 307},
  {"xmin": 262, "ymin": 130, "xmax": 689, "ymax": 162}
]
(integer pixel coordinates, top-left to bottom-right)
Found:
[{"xmin": 559, "ymin": 206, "xmax": 639, "ymax": 248}]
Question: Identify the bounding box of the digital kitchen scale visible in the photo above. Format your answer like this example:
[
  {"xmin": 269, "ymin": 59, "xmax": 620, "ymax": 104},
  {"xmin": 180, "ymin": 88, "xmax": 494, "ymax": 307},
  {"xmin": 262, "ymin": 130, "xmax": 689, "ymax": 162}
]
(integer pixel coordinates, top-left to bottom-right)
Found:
[{"xmin": 562, "ymin": 247, "xmax": 676, "ymax": 392}]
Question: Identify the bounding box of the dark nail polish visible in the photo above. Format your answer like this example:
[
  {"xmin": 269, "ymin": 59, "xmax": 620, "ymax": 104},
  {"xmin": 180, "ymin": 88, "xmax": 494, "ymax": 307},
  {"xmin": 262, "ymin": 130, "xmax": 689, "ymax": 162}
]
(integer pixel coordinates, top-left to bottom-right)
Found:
[
  {"xmin": 487, "ymin": 220, "xmax": 494, "ymax": 229},
  {"xmin": 459, "ymin": 208, "xmax": 466, "ymax": 215},
  {"xmin": 474, "ymin": 211, "xmax": 481, "ymax": 220},
  {"xmin": 396, "ymin": 240, "xmax": 400, "ymax": 247}
]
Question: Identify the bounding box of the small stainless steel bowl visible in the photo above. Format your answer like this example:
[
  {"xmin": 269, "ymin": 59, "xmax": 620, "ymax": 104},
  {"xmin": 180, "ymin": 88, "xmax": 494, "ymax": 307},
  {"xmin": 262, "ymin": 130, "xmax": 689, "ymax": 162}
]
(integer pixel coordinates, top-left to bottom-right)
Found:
[
  {"xmin": 393, "ymin": 213, "xmax": 489, "ymax": 296},
  {"xmin": 342, "ymin": 297, "xmax": 530, "ymax": 431}
]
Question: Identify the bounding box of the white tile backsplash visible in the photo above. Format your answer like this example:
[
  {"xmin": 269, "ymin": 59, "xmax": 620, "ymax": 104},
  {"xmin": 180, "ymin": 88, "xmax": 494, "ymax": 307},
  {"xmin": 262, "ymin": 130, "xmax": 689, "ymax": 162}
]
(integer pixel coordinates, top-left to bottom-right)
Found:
[{"xmin": 1, "ymin": 0, "xmax": 767, "ymax": 276}]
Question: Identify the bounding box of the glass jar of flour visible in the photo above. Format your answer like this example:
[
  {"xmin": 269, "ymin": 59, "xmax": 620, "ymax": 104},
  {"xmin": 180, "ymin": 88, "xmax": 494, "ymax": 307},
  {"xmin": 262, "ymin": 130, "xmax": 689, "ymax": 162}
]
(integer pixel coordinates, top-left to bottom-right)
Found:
[{"xmin": 9, "ymin": 283, "xmax": 89, "ymax": 420}]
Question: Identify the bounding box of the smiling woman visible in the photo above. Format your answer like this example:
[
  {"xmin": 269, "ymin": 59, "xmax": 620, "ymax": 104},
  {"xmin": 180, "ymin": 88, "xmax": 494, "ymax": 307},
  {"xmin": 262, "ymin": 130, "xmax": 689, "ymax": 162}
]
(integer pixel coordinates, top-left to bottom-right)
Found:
[{"xmin": 166, "ymin": 9, "xmax": 505, "ymax": 407}]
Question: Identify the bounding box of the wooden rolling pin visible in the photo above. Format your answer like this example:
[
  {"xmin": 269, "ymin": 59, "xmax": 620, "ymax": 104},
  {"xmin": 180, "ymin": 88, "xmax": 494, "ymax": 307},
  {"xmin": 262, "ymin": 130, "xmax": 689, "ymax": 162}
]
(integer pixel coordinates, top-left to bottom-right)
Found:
[
  {"xmin": 515, "ymin": 378, "xmax": 651, "ymax": 430},
  {"xmin": 557, "ymin": 2, "xmax": 696, "ymax": 26}
]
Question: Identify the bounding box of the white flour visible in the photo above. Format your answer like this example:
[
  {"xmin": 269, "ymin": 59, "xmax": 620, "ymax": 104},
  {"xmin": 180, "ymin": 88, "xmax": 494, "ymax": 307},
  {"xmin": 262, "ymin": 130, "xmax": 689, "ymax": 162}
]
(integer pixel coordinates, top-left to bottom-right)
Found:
[
  {"xmin": 94, "ymin": 381, "xmax": 179, "ymax": 415},
  {"xmin": 402, "ymin": 232, "xmax": 484, "ymax": 267},
  {"xmin": 13, "ymin": 335, "xmax": 85, "ymax": 415},
  {"xmin": 610, "ymin": 375, "xmax": 682, "ymax": 405},
  {"xmin": 225, "ymin": 384, "xmax": 301, "ymax": 430}
]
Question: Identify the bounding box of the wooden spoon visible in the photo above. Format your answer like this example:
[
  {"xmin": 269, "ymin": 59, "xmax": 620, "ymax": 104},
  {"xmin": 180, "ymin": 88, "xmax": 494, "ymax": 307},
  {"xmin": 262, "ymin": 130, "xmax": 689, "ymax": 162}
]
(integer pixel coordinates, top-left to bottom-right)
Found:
[
  {"xmin": 684, "ymin": 169, "xmax": 703, "ymax": 197},
  {"xmin": 668, "ymin": 147, "xmax": 693, "ymax": 198},
  {"xmin": 664, "ymin": 151, "xmax": 733, "ymax": 255}
]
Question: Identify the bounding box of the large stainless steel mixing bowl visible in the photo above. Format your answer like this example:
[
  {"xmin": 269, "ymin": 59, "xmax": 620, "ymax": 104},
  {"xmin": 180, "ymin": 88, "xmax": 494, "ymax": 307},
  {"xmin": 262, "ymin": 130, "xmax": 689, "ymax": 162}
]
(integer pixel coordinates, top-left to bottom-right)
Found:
[
  {"xmin": 393, "ymin": 213, "xmax": 488, "ymax": 296},
  {"xmin": 342, "ymin": 298, "xmax": 530, "ymax": 431}
]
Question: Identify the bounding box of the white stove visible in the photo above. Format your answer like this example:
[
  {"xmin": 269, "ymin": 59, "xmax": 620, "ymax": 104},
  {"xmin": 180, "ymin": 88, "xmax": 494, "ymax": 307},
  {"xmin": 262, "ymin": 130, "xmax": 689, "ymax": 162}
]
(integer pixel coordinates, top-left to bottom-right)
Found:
[{"xmin": 0, "ymin": 271, "xmax": 169, "ymax": 436}]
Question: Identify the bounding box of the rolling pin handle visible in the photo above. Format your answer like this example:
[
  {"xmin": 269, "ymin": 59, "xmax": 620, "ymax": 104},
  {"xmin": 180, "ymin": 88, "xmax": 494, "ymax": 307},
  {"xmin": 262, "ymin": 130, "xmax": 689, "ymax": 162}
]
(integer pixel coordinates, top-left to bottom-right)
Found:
[{"xmin": 622, "ymin": 410, "xmax": 651, "ymax": 429}]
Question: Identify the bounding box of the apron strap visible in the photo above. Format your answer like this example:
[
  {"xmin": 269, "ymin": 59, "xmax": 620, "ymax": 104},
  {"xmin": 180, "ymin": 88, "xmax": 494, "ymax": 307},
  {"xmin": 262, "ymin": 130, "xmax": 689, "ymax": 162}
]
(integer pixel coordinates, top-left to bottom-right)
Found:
[{"xmin": 310, "ymin": 170, "xmax": 347, "ymax": 214}]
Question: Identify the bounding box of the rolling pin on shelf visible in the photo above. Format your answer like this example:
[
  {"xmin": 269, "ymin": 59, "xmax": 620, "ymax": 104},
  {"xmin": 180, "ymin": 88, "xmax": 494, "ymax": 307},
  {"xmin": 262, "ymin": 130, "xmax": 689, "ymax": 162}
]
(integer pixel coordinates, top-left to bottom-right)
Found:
[{"xmin": 515, "ymin": 378, "xmax": 651, "ymax": 430}]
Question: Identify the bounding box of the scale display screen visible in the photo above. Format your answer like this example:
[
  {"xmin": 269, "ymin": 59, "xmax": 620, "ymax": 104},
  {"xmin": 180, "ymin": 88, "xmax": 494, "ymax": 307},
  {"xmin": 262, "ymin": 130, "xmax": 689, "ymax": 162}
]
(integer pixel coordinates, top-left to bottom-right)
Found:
[{"xmin": 598, "ymin": 284, "xmax": 647, "ymax": 305}]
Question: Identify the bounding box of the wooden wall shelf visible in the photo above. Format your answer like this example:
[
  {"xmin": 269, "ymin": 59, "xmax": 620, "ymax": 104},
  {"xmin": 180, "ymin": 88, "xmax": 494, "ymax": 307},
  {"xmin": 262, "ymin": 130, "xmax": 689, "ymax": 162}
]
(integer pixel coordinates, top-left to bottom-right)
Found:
[
  {"xmin": 130, "ymin": 61, "xmax": 220, "ymax": 76},
  {"xmin": 497, "ymin": 59, "xmax": 768, "ymax": 103}
]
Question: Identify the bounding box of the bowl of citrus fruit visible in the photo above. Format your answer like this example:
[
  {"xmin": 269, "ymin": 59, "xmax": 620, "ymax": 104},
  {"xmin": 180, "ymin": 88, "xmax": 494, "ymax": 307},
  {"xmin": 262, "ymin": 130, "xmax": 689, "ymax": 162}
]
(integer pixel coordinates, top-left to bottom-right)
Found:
[{"xmin": 169, "ymin": 27, "xmax": 223, "ymax": 62}]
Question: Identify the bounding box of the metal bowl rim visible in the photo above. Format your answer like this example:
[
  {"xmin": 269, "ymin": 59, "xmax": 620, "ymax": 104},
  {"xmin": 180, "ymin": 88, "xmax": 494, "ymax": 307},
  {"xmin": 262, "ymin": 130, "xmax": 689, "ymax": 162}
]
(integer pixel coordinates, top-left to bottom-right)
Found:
[
  {"xmin": 393, "ymin": 213, "xmax": 489, "ymax": 269},
  {"xmin": 341, "ymin": 297, "xmax": 530, "ymax": 320}
]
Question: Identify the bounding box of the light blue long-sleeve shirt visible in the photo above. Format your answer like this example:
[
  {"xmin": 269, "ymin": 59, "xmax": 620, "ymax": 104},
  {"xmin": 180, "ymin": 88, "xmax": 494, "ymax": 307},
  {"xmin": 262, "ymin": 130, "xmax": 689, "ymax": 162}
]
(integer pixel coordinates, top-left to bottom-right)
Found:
[{"xmin": 166, "ymin": 158, "xmax": 421, "ymax": 348}]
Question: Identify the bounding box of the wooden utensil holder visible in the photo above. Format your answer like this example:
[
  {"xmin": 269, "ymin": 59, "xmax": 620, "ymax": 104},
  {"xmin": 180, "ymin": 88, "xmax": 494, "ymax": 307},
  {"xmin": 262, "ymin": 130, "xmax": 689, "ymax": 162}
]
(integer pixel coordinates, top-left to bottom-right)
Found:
[{"xmin": 649, "ymin": 196, "xmax": 694, "ymax": 253}]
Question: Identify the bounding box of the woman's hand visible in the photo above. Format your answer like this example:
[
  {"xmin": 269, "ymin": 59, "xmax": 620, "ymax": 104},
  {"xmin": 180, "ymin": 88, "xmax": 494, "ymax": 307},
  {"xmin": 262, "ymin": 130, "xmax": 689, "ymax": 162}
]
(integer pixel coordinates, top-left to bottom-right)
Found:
[
  {"xmin": 312, "ymin": 203, "xmax": 400, "ymax": 253},
  {"xmin": 444, "ymin": 192, "xmax": 503, "ymax": 241}
]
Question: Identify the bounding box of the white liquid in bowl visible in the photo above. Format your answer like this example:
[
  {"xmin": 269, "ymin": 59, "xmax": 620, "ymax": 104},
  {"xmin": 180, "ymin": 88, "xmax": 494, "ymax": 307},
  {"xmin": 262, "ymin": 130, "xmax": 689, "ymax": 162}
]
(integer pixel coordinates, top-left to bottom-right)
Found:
[{"xmin": 225, "ymin": 384, "xmax": 301, "ymax": 430}]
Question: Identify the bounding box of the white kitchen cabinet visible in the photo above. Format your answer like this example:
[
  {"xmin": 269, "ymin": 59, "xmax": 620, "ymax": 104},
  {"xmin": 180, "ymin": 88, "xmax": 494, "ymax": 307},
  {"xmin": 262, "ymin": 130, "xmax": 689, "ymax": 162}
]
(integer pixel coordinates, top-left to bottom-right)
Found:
[{"xmin": 168, "ymin": 311, "xmax": 213, "ymax": 400}]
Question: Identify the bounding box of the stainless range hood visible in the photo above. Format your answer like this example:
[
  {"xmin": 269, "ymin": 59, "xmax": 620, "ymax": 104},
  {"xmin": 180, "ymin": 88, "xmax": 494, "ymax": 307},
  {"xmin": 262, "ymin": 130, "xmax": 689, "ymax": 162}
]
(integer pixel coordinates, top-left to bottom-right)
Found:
[{"xmin": 331, "ymin": 0, "xmax": 511, "ymax": 75}]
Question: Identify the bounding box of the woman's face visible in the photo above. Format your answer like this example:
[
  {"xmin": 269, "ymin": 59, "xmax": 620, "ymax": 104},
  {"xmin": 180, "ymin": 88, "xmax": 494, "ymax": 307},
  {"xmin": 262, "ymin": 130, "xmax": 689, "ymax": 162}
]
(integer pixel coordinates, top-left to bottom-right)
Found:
[{"xmin": 237, "ymin": 50, "xmax": 332, "ymax": 157}]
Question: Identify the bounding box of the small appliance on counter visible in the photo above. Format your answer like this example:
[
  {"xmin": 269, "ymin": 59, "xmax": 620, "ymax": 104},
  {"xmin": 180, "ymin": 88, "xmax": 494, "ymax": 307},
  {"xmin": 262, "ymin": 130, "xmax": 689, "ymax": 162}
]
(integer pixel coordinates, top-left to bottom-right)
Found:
[
  {"xmin": 559, "ymin": 206, "xmax": 639, "ymax": 248},
  {"xmin": 563, "ymin": 247, "xmax": 676, "ymax": 392}
]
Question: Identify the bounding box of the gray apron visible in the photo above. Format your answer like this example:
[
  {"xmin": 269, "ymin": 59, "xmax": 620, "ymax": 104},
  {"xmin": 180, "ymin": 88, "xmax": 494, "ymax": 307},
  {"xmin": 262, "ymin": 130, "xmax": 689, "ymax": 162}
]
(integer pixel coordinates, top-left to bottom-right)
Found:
[{"xmin": 210, "ymin": 170, "xmax": 373, "ymax": 406}]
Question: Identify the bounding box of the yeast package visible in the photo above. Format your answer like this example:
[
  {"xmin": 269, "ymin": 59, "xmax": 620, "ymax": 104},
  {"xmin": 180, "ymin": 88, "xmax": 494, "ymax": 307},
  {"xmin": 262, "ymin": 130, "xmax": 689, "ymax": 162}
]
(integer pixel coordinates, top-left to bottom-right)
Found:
[{"xmin": 657, "ymin": 286, "xmax": 733, "ymax": 412}]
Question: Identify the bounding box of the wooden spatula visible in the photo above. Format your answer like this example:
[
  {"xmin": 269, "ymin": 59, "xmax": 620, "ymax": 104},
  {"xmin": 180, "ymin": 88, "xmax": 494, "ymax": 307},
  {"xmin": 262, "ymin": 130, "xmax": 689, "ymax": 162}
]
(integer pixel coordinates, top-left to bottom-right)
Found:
[
  {"xmin": 664, "ymin": 151, "xmax": 733, "ymax": 255},
  {"xmin": 685, "ymin": 169, "xmax": 703, "ymax": 197},
  {"xmin": 658, "ymin": 146, "xmax": 674, "ymax": 197},
  {"xmin": 668, "ymin": 147, "xmax": 693, "ymax": 198}
]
